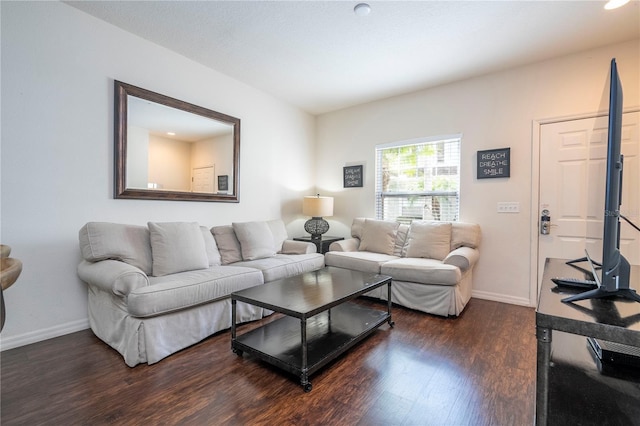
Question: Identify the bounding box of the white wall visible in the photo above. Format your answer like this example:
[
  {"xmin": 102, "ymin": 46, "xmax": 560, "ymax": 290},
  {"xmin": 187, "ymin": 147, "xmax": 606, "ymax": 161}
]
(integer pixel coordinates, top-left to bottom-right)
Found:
[
  {"xmin": 126, "ymin": 125, "xmax": 150, "ymax": 188},
  {"xmin": 0, "ymin": 2, "xmax": 316, "ymax": 348},
  {"xmin": 194, "ymin": 133, "xmax": 235, "ymax": 193},
  {"xmin": 148, "ymin": 135, "xmax": 192, "ymax": 191},
  {"xmin": 316, "ymin": 39, "xmax": 640, "ymax": 307}
]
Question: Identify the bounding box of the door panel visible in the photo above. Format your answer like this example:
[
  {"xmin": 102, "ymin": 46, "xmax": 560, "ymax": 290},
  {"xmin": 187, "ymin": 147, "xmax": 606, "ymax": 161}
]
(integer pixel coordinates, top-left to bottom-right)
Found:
[
  {"xmin": 538, "ymin": 112, "xmax": 640, "ymax": 287},
  {"xmin": 192, "ymin": 166, "xmax": 215, "ymax": 193}
]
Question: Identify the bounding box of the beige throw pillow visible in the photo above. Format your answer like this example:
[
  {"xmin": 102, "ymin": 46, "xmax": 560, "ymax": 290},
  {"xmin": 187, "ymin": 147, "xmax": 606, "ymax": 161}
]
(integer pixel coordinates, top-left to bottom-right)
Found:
[
  {"xmin": 233, "ymin": 221, "xmax": 277, "ymax": 260},
  {"xmin": 351, "ymin": 218, "xmax": 366, "ymax": 239},
  {"xmin": 211, "ymin": 225, "xmax": 243, "ymax": 265},
  {"xmin": 201, "ymin": 226, "xmax": 222, "ymax": 266},
  {"xmin": 79, "ymin": 222, "xmax": 153, "ymax": 275},
  {"xmin": 451, "ymin": 222, "xmax": 481, "ymax": 250},
  {"xmin": 359, "ymin": 219, "xmax": 399, "ymax": 255},
  {"xmin": 393, "ymin": 224, "xmax": 410, "ymax": 257},
  {"xmin": 148, "ymin": 222, "xmax": 209, "ymax": 277},
  {"xmin": 266, "ymin": 219, "xmax": 289, "ymax": 253},
  {"xmin": 405, "ymin": 221, "xmax": 452, "ymax": 261}
]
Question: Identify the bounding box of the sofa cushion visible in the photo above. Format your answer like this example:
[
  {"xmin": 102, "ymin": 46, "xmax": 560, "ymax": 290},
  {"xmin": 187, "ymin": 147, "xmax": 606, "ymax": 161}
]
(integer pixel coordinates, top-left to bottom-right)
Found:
[
  {"xmin": 148, "ymin": 222, "xmax": 209, "ymax": 277},
  {"xmin": 281, "ymin": 240, "xmax": 316, "ymax": 254},
  {"xmin": 211, "ymin": 225, "xmax": 243, "ymax": 265},
  {"xmin": 201, "ymin": 226, "xmax": 222, "ymax": 266},
  {"xmin": 233, "ymin": 221, "xmax": 276, "ymax": 260},
  {"xmin": 359, "ymin": 219, "xmax": 399, "ymax": 255},
  {"xmin": 404, "ymin": 221, "xmax": 452, "ymax": 261},
  {"xmin": 393, "ymin": 224, "xmax": 410, "ymax": 257},
  {"xmin": 451, "ymin": 222, "xmax": 482, "ymax": 250},
  {"xmin": 324, "ymin": 251, "xmax": 399, "ymax": 274},
  {"xmin": 79, "ymin": 222, "xmax": 153, "ymax": 275},
  {"xmin": 267, "ymin": 219, "xmax": 289, "ymax": 253},
  {"xmin": 234, "ymin": 253, "xmax": 325, "ymax": 282},
  {"xmin": 381, "ymin": 258, "xmax": 461, "ymax": 286},
  {"xmin": 128, "ymin": 266, "xmax": 264, "ymax": 317},
  {"xmin": 351, "ymin": 217, "xmax": 366, "ymax": 239},
  {"xmin": 350, "ymin": 218, "xmax": 407, "ymax": 255}
]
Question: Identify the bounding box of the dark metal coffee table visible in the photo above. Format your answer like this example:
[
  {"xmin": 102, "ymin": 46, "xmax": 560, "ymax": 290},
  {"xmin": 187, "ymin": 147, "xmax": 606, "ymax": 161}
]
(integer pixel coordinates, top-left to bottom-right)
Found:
[{"xmin": 231, "ymin": 267, "xmax": 394, "ymax": 392}]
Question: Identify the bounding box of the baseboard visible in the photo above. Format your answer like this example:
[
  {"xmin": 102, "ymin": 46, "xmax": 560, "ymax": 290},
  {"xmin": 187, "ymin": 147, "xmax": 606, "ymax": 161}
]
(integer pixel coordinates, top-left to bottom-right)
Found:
[
  {"xmin": 471, "ymin": 290, "xmax": 532, "ymax": 307},
  {"xmin": 0, "ymin": 318, "xmax": 90, "ymax": 351}
]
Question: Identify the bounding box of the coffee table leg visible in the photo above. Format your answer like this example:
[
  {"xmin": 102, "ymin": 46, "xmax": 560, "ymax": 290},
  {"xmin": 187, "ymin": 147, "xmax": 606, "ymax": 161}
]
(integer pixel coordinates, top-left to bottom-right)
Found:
[
  {"xmin": 231, "ymin": 298, "xmax": 242, "ymax": 355},
  {"xmin": 300, "ymin": 317, "xmax": 312, "ymax": 392},
  {"xmin": 387, "ymin": 280, "xmax": 395, "ymax": 327}
]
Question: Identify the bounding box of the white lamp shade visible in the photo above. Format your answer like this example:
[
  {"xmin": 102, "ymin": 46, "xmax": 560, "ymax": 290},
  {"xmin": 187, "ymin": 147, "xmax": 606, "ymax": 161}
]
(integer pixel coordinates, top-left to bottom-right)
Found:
[{"xmin": 303, "ymin": 196, "xmax": 334, "ymax": 217}]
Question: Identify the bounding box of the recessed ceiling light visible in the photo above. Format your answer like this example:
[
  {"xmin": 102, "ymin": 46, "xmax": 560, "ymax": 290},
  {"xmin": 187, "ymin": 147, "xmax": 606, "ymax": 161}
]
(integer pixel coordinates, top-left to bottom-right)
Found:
[
  {"xmin": 604, "ymin": 0, "xmax": 630, "ymax": 10},
  {"xmin": 167, "ymin": 132, "xmax": 175, "ymax": 136},
  {"xmin": 354, "ymin": 3, "xmax": 371, "ymax": 16}
]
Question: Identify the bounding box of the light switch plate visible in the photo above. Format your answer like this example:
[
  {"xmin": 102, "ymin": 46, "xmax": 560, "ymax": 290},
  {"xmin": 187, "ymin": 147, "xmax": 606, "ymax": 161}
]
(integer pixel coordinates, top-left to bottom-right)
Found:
[{"xmin": 497, "ymin": 202, "xmax": 520, "ymax": 213}]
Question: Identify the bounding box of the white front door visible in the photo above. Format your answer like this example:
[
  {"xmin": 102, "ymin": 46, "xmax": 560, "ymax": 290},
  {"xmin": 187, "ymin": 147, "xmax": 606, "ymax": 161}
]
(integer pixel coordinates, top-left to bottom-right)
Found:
[
  {"xmin": 192, "ymin": 166, "xmax": 215, "ymax": 193},
  {"xmin": 537, "ymin": 111, "xmax": 640, "ymax": 289}
]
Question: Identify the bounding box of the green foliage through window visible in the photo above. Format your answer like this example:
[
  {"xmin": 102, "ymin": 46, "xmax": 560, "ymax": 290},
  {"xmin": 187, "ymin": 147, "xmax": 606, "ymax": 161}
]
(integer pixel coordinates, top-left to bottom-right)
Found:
[{"xmin": 376, "ymin": 137, "xmax": 461, "ymax": 223}]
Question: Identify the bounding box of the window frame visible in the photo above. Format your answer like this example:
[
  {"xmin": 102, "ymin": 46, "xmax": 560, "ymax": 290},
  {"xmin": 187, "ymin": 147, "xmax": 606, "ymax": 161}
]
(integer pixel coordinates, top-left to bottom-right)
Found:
[{"xmin": 375, "ymin": 134, "xmax": 462, "ymax": 223}]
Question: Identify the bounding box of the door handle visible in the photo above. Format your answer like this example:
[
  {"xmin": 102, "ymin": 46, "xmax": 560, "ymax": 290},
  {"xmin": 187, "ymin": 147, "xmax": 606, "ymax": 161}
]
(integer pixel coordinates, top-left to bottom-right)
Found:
[{"xmin": 540, "ymin": 209, "xmax": 551, "ymax": 235}]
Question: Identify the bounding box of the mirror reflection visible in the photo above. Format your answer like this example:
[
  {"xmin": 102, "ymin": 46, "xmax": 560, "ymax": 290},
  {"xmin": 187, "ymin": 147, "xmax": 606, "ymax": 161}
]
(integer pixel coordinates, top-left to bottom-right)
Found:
[{"xmin": 114, "ymin": 81, "xmax": 240, "ymax": 202}]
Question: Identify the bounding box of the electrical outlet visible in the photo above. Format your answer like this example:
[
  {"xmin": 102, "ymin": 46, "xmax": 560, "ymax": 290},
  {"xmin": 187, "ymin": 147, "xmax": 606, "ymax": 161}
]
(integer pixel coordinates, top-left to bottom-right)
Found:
[{"xmin": 497, "ymin": 202, "xmax": 520, "ymax": 213}]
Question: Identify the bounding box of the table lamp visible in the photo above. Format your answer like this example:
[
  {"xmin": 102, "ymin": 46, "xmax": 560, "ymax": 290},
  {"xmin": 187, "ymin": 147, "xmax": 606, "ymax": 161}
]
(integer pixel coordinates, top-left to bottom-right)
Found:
[{"xmin": 303, "ymin": 194, "xmax": 334, "ymax": 240}]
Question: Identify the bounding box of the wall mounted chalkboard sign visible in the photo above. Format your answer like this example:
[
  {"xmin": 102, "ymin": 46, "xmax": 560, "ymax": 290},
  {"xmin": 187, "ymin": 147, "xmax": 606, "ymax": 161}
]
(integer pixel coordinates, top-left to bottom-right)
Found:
[
  {"xmin": 217, "ymin": 175, "xmax": 229, "ymax": 191},
  {"xmin": 477, "ymin": 148, "xmax": 510, "ymax": 179},
  {"xmin": 343, "ymin": 165, "xmax": 363, "ymax": 188}
]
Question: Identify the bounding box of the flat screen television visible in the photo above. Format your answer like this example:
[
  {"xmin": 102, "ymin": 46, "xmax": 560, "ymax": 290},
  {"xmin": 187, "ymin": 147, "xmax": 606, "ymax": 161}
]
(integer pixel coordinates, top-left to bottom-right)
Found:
[{"xmin": 563, "ymin": 58, "xmax": 640, "ymax": 304}]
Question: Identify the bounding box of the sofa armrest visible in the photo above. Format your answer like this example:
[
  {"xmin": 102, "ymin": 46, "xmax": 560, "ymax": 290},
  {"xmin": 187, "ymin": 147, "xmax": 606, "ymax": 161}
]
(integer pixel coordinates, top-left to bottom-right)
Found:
[
  {"xmin": 77, "ymin": 259, "xmax": 149, "ymax": 297},
  {"xmin": 281, "ymin": 240, "xmax": 316, "ymax": 254},
  {"xmin": 443, "ymin": 247, "xmax": 480, "ymax": 272},
  {"xmin": 328, "ymin": 238, "xmax": 360, "ymax": 252}
]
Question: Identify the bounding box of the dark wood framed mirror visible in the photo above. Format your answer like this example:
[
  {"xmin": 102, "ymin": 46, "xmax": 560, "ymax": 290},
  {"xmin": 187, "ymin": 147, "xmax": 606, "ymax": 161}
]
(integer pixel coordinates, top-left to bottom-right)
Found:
[{"xmin": 114, "ymin": 81, "xmax": 240, "ymax": 202}]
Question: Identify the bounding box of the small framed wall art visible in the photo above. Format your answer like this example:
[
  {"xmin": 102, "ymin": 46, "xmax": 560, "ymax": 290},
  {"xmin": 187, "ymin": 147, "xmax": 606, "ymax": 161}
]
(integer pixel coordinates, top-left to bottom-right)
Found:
[
  {"xmin": 477, "ymin": 148, "xmax": 510, "ymax": 179},
  {"xmin": 217, "ymin": 175, "xmax": 229, "ymax": 191},
  {"xmin": 343, "ymin": 165, "xmax": 363, "ymax": 188}
]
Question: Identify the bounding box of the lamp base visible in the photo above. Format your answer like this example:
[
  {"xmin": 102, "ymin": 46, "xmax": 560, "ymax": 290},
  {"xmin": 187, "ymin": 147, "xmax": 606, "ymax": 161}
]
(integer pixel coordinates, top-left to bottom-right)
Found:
[{"xmin": 304, "ymin": 217, "xmax": 329, "ymax": 240}]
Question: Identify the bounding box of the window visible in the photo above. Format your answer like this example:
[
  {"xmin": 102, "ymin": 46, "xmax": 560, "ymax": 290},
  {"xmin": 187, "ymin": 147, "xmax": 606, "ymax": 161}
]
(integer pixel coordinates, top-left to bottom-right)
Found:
[{"xmin": 375, "ymin": 136, "xmax": 461, "ymax": 223}]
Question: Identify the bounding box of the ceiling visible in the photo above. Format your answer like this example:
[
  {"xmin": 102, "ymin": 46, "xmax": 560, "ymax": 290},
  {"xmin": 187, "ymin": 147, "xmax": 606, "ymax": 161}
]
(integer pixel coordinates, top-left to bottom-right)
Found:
[
  {"xmin": 66, "ymin": 1, "xmax": 640, "ymax": 115},
  {"xmin": 129, "ymin": 96, "xmax": 233, "ymax": 142}
]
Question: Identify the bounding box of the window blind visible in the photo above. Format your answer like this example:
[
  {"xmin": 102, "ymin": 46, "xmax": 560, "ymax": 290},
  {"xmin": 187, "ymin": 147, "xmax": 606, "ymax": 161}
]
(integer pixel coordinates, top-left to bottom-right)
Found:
[{"xmin": 375, "ymin": 137, "xmax": 461, "ymax": 223}]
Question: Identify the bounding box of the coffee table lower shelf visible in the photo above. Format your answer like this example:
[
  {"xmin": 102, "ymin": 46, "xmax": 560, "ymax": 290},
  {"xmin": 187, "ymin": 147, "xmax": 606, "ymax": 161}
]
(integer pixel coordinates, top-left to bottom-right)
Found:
[{"xmin": 231, "ymin": 301, "xmax": 391, "ymax": 392}]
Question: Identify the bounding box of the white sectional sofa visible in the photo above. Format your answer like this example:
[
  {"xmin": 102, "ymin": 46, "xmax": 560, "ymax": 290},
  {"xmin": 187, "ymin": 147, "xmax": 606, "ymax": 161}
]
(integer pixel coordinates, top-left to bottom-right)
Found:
[
  {"xmin": 325, "ymin": 218, "xmax": 480, "ymax": 317},
  {"xmin": 77, "ymin": 219, "xmax": 324, "ymax": 367}
]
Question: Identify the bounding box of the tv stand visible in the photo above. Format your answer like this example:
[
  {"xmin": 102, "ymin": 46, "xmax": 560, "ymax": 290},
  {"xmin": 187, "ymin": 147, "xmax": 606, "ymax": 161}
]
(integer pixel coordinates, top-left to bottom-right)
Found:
[
  {"xmin": 536, "ymin": 258, "xmax": 640, "ymax": 425},
  {"xmin": 562, "ymin": 287, "xmax": 640, "ymax": 303}
]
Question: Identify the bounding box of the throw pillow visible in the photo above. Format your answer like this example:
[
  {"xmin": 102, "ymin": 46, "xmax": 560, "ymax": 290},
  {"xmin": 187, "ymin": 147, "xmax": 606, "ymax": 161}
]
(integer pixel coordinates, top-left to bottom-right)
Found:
[
  {"xmin": 148, "ymin": 222, "xmax": 209, "ymax": 276},
  {"xmin": 404, "ymin": 221, "xmax": 452, "ymax": 261},
  {"xmin": 451, "ymin": 222, "xmax": 481, "ymax": 250},
  {"xmin": 393, "ymin": 224, "xmax": 410, "ymax": 257},
  {"xmin": 359, "ymin": 219, "xmax": 399, "ymax": 255},
  {"xmin": 233, "ymin": 221, "xmax": 277, "ymax": 260},
  {"xmin": 200, "ymin": 226, "xmax": 222, "ymax": 266},
  {"xmin": 79, "ymin": 222, "xmax": 153, "ymax": 275},
  {"xmin": 211, "ymin": 225, "xmax": 243, "ymax": 265},
  {"xmin": 266, "ymin": 219, "xmax": 289, "ymax": 253},
  {"xmin": 351, "ymin": 217, "xmax": 366, "ymax": 239}
]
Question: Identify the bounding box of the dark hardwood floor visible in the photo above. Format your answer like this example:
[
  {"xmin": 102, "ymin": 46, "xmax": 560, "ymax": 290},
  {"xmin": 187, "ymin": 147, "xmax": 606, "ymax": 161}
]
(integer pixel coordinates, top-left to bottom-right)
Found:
[{"xmin": 1, "ymin": 298, "xmax": 536, "ymax": 425}]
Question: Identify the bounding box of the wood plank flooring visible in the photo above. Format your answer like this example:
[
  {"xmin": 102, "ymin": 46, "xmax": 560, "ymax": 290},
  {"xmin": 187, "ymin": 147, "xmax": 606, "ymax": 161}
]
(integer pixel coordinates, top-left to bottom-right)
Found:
[{"xmin": 1, "ymin": 298, "xmax": 536, "ymax": 425}]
